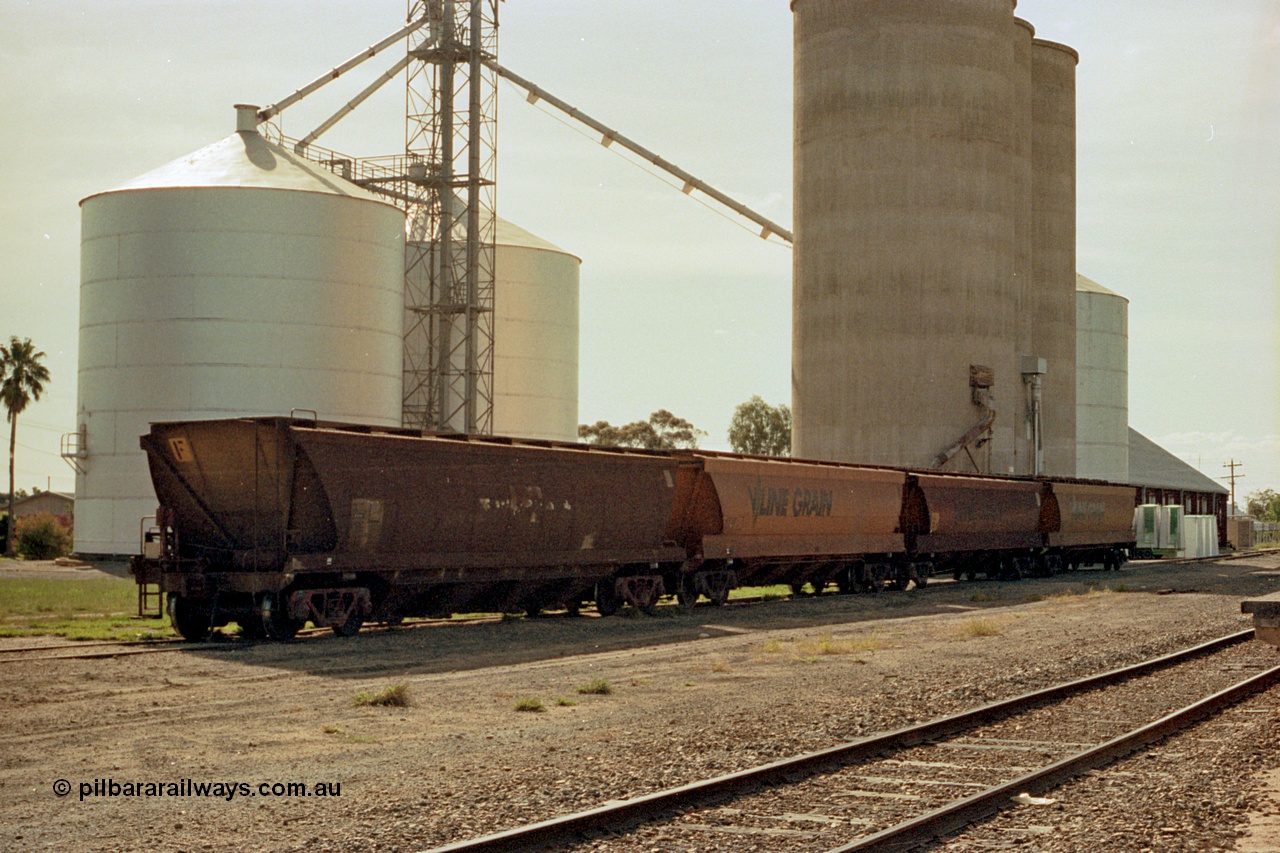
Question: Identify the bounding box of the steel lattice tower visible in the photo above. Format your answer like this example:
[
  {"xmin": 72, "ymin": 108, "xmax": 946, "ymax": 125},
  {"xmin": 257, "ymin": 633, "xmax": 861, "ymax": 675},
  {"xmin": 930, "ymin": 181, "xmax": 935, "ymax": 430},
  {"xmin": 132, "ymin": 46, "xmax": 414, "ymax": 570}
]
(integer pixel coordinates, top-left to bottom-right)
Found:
[{"xmin": 402, "ymin": 0, "xmax": 498, "ymax": 433}]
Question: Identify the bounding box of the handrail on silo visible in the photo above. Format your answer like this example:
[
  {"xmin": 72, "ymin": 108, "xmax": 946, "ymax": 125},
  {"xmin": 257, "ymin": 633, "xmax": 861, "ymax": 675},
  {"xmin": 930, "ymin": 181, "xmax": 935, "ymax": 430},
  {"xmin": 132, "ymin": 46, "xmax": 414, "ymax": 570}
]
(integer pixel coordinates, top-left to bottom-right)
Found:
[{"xmin": 485, "ymin": 59, "xmax": 793, "ymax": 245}]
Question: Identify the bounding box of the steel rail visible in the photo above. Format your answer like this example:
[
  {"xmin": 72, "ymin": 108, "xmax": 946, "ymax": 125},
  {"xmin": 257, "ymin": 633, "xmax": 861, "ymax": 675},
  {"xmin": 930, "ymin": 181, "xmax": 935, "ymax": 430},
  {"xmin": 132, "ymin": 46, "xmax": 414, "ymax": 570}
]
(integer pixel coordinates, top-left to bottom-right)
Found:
[
  {"xmin": 832, "ymin": 658, "xmax": 1280, "ymax": 853},
  {"xmin": 419, "ymin": 629, "xmax": 1255, "ymax": 853}
]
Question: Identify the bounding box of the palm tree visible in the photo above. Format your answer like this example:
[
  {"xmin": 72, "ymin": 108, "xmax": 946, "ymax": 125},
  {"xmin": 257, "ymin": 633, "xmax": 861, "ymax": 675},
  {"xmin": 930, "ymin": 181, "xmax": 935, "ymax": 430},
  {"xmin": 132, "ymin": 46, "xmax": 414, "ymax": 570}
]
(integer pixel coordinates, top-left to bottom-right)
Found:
[{"xmin": 1, "ymin": 338, "xmax": 50, "ymax": 557}]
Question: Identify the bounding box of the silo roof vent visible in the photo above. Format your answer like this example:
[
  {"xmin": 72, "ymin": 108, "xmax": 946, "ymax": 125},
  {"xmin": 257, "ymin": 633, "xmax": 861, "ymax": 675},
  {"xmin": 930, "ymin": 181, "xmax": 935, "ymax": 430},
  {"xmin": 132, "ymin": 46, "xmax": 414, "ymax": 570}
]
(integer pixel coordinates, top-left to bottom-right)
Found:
[{"xmin": 235, "ymin": 104, "xmax": 260, "ymax": 134}]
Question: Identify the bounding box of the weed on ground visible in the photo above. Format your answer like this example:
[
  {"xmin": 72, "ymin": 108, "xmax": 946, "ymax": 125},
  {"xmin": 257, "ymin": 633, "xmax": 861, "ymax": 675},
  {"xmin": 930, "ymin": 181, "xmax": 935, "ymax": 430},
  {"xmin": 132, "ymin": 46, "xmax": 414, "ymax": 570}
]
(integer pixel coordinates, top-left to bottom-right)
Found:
[{"xmin": 352, "ymin": 683, "xmax": 412, "ymax": 708}]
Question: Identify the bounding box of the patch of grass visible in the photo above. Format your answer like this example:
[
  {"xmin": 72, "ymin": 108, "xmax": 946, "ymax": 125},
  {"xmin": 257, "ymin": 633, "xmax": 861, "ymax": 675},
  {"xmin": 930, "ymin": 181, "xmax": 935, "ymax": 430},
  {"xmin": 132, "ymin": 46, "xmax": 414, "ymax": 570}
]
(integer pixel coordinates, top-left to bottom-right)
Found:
[
  {"xmin": 514, "ymin": 696, "xmax": 546, "ymax": 712},
  {"xmin": 345, "ymin": 735, "xmax": 378, "ymax": 744},
  {"xmin": 323, "ymin": 725, "xmax": 343, "ymax": 735},
  {"xmin": 708, "ymin": 656, "xmax": 732, "ymax": 673},
  {"xmin": 796, "ymin": 631, "xmax": 883, "ymax": 656},
  {"xmin": 732, "ymin": 584, "xmax": 790, "ymax": 601},
  {"xmin": 0, "ymin": 577, "xmax": 175, "ymax": 641},
  {"xmin": 957, "ymin": 618, "xmax": 1004, "ymax": 638},
  {"xmin": 968, "ymin": 590, "xmax": 998, "ymax": 602},
  {"xmin": 760, "ymin": 639, "xmax": 785, "ymax": 654},
  {"xmin": 352, "ymin": 683, "xmax": 412, "ymax": 708},
  {"xmin": 1043, "ymin": 586, "xmax": 1115, "ymax": 603},
  {"xmin": 0, "ymin": 577, "xmax": 140, "ymax": 616},
  {"xmin": 555, "ymin": 696, "xmax": 576, "ymax": 707},
  {"xmin": 0, "ymin": 616, "xmax": 171, "ymax": 642},
  {"xmin": 576, "ymin": 678, "xmax": 612, "ymax": 695}
]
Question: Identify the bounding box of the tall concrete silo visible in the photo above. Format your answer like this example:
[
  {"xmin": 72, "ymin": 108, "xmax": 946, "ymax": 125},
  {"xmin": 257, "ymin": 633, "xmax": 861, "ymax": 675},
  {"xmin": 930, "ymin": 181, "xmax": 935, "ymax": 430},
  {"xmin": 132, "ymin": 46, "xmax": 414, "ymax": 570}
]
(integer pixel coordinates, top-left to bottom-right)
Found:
[
  {"xmin": 405, "ymin": 216, "xmax": 580, "ymax": 442},
  {"xmin": 75, "ymin": 106, "xmax": 405, "ymax": 557},
  {"xmin": 791, "ymin": 0, "xmax": 1021, "ymax": 472},
  {"xmin": 1011, "ymin": 17, "xmax": 1035, "ymax": 473},
  {"xmin": 1028, "ymin": 38, "xmax": 1079, "ymax": 477},
  {"xmin": 1076, "ymin": 274, "xmax": 1129, "ymax": 483}
]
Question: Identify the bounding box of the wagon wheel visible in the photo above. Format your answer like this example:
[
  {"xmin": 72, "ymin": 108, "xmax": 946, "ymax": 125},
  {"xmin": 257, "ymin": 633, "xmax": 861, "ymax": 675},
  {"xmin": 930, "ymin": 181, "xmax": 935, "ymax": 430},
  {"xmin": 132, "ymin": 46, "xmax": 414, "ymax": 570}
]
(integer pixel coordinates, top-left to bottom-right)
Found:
[
  {"xmin": 332, "ymin": 615, "xmax": 364, "ymax": 638},
  {"xmin": 676, "ymin": 575, "xmax": 699, "ymax": 612},
  {"xmin": 169, "ymin": 595, "xmax": 212, "ymax": 642},
  {"xmin": 914, "ymin": 574, "xmax": 928, "ymax": 589},
  {"xmin": 238, "ymin": 617, "xmax": 267, "ymax": 641},
  {"xmin": 835, "ymin": 567, "xmax": 857, "ymax": 595},
  {"xmin": 261, "ymin": 593, "xmax": 303, "ymax": 641},
  {"xmin": 525, "ymin": 603, "xmax": 543, "ymax": 619},
  {"xmin": 594, "ymin": 581, "xmax": 621, "ymax": 617},
  {"xmin": 789, "ymin": 581, "xmax": 807, "ymax": 598},
  {"xmin": 706, "ymin": 577, "xmax": 730, "ymax": 607}
]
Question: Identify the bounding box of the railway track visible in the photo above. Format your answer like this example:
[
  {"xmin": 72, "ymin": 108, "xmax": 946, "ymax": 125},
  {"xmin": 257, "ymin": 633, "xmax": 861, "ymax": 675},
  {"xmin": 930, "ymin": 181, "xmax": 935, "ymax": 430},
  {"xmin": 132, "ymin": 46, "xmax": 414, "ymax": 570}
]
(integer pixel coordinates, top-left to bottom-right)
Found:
[
  {"xmin": 0, "ymin": 587, "xmax": 806, "ymax": 665},
  {"xmin": 422, "ymin": 629, "xmax": 1280, "ymax": 853}
]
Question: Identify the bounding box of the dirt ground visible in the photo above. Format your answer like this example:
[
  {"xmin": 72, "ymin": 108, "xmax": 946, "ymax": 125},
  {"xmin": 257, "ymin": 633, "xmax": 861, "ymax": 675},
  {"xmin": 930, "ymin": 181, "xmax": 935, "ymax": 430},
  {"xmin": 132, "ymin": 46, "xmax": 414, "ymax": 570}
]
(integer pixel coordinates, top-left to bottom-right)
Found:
[{"xmin": 2, "ymin": 552, "xmax": 1280, "ymax": 852}]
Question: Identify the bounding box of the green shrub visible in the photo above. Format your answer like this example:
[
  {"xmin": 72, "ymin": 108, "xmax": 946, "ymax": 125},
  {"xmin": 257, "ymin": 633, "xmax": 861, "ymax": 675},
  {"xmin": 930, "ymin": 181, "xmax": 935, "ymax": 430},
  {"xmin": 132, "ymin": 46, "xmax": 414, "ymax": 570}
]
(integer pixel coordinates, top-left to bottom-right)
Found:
[{"xmin": 15, "ymin": 513, "xmax": 73, "ymax": 560}]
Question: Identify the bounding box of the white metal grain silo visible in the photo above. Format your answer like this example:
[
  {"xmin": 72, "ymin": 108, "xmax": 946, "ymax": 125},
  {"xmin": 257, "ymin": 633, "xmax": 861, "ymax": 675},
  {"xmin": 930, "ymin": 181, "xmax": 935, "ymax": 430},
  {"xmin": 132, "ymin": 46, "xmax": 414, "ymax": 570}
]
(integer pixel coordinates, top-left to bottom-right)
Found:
[
  {"xmin": 75, "ymin": 105, "xmax": 405, "ymax": 557},
  {"xmin": 491, "ymin": 219, "xmax": 580, "ymax": 442},
  {"xmin": 1075, "ymin": 274, "xmax": 1129, "ymax": 482},
  {"xmin": 404, "ymin": 215, "xmax": 580, "ymax": 442},
  {"xmin": 791, "ymin": 0, "xmax": 1021, "ymax": 473}
]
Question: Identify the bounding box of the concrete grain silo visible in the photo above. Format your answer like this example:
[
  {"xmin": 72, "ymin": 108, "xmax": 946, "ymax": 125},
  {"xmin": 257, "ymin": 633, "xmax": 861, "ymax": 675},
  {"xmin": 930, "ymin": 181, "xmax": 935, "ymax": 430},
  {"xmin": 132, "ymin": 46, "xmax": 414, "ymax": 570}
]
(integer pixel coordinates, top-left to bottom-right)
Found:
[
  {"xmin": 1028, "ymin": 37, "xmax": 1079, "ymax": 477},
  {"xmin": 405, "ymin": 216, "xmax": 580, "ymax": 442},
  {"xmin": 1011, "ymin": 17, "xmax": 1035, "ymax": 472},
  {"xmin": 1075, "ymin": 274, "xmax": 1129, "ymax": 483},
  {"xmin": 791, "ymin": 0, "xmax": 1022, "ymax": 472},
  {"xmin": 75, "ymin": 106, "xmax": 405, "ymax": 557}
]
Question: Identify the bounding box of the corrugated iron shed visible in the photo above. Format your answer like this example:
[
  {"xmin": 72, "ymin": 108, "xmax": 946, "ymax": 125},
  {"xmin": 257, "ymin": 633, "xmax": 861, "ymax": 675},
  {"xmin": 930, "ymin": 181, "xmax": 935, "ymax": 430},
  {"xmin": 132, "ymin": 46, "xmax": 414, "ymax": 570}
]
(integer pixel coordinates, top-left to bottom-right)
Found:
[{"xmin": 1127, "ymin": 428, "xmax": 1227, "ymax": 494}]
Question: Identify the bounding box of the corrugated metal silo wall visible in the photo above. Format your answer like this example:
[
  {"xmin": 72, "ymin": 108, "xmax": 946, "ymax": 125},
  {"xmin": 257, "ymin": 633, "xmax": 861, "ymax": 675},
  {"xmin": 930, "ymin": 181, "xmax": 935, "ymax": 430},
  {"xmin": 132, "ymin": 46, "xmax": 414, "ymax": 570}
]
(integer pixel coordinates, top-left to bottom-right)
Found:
[
  {"xmin": 1075, "ymin": 288, "xmax": 1129, "ymax": 482},
  {"xmin": 791, "ymin": 0, "xmax": 1020, "ymax": 472},
  {"xmin": 1030, "ymin": 39, "xmax": 1079, "ymax": 478}
]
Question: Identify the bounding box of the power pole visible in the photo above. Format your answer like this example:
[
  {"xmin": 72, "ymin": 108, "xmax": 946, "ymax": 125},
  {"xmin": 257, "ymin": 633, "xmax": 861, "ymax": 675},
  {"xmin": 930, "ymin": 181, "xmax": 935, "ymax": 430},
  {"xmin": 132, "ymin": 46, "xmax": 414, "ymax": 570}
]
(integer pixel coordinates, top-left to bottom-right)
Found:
[{"xmin": 1223, "ymin": 459, "xmax": 1244, "ymax": 515}]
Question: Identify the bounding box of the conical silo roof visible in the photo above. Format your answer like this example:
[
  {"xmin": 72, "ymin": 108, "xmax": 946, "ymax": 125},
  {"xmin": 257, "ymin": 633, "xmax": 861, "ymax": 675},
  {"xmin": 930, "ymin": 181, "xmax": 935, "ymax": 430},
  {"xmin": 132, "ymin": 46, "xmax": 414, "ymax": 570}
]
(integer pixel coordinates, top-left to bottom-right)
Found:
[
  {"xmin": 83, "ymin": 122, "xmax": 389, "ymax": 205},
  {"xmin": 1076, "ymin": 273, "xmax": 1128, "ymax": 301}
]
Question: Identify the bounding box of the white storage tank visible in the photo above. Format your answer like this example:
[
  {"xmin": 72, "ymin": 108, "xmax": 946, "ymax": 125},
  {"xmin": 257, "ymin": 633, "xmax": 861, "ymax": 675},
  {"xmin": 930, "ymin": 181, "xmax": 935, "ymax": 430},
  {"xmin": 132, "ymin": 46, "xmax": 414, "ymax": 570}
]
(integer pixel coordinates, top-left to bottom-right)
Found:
[
  {"xmin": 75, "ymin": 105, "xmax": 406, "ymax": 557},
  {"xmin": 1075, "ymin": 274, "xmax": 1129, "ymax": 482},
  {"xmin": 405, "ymin": 216, "xmax": 580, "ymax": 442}
]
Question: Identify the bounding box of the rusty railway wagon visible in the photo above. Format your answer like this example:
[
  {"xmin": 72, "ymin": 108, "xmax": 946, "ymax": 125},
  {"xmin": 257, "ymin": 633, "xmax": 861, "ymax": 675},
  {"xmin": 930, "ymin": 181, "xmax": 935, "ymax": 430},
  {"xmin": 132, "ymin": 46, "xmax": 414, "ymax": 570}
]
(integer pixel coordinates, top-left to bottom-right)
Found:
[{"xmin": 130, "ymin": 417, "xmax": 1138, "ymax": 641}]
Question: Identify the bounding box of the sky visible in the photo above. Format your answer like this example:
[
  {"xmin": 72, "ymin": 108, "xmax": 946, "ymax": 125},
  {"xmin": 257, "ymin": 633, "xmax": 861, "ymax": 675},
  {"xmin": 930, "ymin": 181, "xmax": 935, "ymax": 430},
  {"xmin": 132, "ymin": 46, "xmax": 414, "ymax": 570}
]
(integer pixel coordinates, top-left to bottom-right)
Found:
[{"xmin": 0, "ymin": 0, "xmax": 1276, "ymax": 500}]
